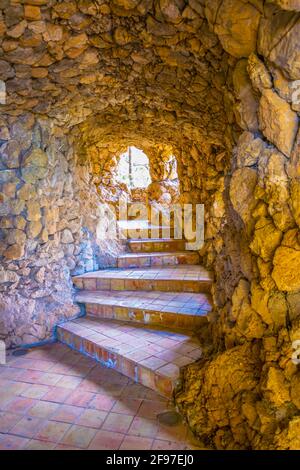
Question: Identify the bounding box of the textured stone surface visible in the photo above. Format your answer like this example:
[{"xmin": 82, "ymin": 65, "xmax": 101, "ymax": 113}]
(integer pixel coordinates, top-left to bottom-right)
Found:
[{"xmin": 259, "ymin": 89, "xmax": 298, "ymax": 157}]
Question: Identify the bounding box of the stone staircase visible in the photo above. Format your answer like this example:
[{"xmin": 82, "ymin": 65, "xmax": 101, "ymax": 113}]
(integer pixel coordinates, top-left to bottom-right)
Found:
[{"xmin": 57, "ymin": 221, "xmax": 213, "ymax": 398}]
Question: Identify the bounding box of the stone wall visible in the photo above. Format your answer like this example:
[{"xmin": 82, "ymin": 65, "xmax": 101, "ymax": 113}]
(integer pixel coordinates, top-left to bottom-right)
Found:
[
  {"xmin": 0, "ymin": 115, "xmax": 121, "ymax": 347},
  {"xmin": 0, "ymin": 0, "xmax": 300, "ymax": 449}
]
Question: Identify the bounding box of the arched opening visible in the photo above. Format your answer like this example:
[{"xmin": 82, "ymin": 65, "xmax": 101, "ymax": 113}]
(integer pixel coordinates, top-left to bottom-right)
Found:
[{"xmin": 116, "ymin": 146, "xmax": 151, "ymax": 189}]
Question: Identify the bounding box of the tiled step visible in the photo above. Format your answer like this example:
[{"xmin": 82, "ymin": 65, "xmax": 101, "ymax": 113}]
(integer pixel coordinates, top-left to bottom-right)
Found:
[
  {"xmin": 76, "ymin": 290, "xmax": 211, "ymax": 329},
  {"xmin": 73, "ymin": 266, "xmax": 213, "ymax": 294},
  {"xmin": 117, "ymin": 251, "xmax": 199, "ymax": 268},
  {"xmin": 57, "ymin": 317, "xmax": 202, "ymax": 398},
  {"xmin": 127, "ymin": 238, "xmax": 186, "ymax": 253}
]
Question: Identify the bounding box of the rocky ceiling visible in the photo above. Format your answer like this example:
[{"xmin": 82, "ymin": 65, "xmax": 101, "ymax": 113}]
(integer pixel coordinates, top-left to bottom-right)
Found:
[{"xmin": 1, "ymin": 0, "xmax": 240, "ymax": 152}]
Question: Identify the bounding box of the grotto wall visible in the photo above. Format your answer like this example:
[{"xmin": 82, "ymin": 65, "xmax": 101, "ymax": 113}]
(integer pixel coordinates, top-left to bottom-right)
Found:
[
  {"xmin": 0, "ymin": 114, "xmax": 121, "ymax": 347},
  {"xmin": 176, "ymin": 0, "xmax": 300, "ymax": 451}
]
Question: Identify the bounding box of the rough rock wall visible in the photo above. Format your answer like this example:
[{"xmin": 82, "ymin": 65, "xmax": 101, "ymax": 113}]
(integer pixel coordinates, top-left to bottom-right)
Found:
[
  {"xmin": 176, "ymin": 1, "xmax": 300, "ymax": 451},
  {"xmin": 0, "ymin": 115, "xmax": 120, "ymax": 347}
]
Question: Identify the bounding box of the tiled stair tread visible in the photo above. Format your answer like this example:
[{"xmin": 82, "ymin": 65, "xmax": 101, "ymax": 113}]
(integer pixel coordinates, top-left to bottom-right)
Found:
[
  {"xmin": 76, "ymin": 290, "xmax": 212, "ymax": 315},
  {"xmin": 118, "ymin": 251, "xmax": 198, "ymax": 259},
  {"xmin": 57, "ymin": 317, "xmax": 202, "ymax": 381},
  {"xmin": 73, "ymin": 265, "xmax": 213, "ymax": 282}
]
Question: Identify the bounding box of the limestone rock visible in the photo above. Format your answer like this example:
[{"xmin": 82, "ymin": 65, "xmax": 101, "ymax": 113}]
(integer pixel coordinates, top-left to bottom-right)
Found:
[
  {"xmin": 290, "ymin": 180, "xmax": 300, "ymax": 227},
  {"xmin": 232, "ymin": 59, "xmax": 259, "ymax": 131},
  {"xmin": 250, "ymin": 217, "xmax": 282, "ymax": 261},
  {"xmin": 236, "ymin": 131, "xmax": 265, "ymax": 168},
  {"xmin": 259, "ymin": 89, "xmax": 298, "ymax": 157},
  {"xmin": 276, "ymin": 416, "xmax": 300, "ymax": 449},
  {"xmin": 205, "ymin": 0, "xmax": 261, "ymax": 58},
  {"xmin": 26, "ymin": 201, "xmax": 41, "ymax": 221},
  {"xmin": 27, "ymin": 220, "xmax": 42, "ymax": 238},
  {"xmin": 21, "ymin": 147, "xmax": 48, "ymax": 183},
  {"xmin": 229, "ymin": 168, "xmax": 257, "ymax": 225},
  {"xmin": 272, "ymin": 246, "xmax": 300, "ymax": 291},
  {"xmin": 3, "ymin": 243, "xmax": 25, "ymax": 260},
  {"xmin": 61, "ymin": 229, "xmax": 74, "ymax": 244},
  {"xmin": 247, "ymin": 53, "xmax": 272, "ymax": 93},
  {"xmin": 258, "ymin": 9, "xmax": 300, "ymax": 80},
  {"xmin": 270, "ymin": 0, "xmax": 300, "ymax": 11}
]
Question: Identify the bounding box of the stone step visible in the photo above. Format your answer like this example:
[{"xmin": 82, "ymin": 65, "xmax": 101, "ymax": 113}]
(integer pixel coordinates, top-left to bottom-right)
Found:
[
  {"xmin": 73, "ymin": 265, "xmax": 213, "ymax": 294},
  {"xmin": 57, "ymin": 317, "xmax": 203, "ymax": 397},
  {"xmin": 117, "ymin": 251, "xmax": 200, "ymax": 268},
  {"xmin": 76, "ymin": 290, "xmax": 211, "ymax": 330},
  {"xmin": 127, "ymin": 238, "xmax": 187, "ymax": 253}
]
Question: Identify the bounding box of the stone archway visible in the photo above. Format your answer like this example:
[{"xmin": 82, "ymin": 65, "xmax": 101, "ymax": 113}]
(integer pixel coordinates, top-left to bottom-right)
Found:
[{"xmin": 0, "ymin": 0, "xmax": 300, "ymax": 450}]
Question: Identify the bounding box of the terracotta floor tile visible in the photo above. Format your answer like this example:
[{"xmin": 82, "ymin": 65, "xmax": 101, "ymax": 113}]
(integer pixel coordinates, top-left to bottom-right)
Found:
[
  {"xmin": 102, "ymin": 412, "xmax": 133, "ymax": 433},
  {"xmin": 0, "ymin": 367, "xmax": 24, "ymax": 381},
  {"xmin": 25, "ymin": 439, "xmax": 56, "ymax": 450},
  {"xmin": 0, "ymin": 412, "xmax": 22, "ymax": 433},
  {"xmin": 37, "ymin": 372, "xmax": 64, "ymax": 386},
  {"xmin": 18, "ymin": 369, "xmax": 44, "ymax": 383},
  {"xmin": 76, "ymin": 409, "xmax": 107, "ymax": 428},
  {"xmin": 27, "ymin": 401, "xmax": 59, "ymax": 419},
  {"xmin": 42, "ymin": 386, "xmax": 72, "ymax": 403},
  {"xmin": 111, "ymin": 398, "xmax": 142, "ymax": 416},
  {"xmin": 21, "ymin": 384, "xmax": 50, "ymax": 399},
  {"xmin": 10, "ymin": 416, "xmax": 44, "ymax": 438},
  {"xmin": 55, "ymin": 443, "xmax": 81, "ymax": 450},
  {"xmin": 61, "ymin": 424, "xmax": 97, "ymax": 449},
  {"xmin": 120, "ymin": 435, "xmax": 153, "ymax": 450},
  {"xmin": 151, "ymin": 439, "xmax": 186, "ymax": 450},
  {"xmin": 36, "ymin": 420, "xmax": 71, "ymax": 443},
  {"xmin": 128, "ymin": 416, "xmax": 158, "ymax": 438},
  {"xmin": 51, "ymin": 404, "xmax": 84, "ymax": 424},
  {"xmin": 65, "ymin": 389, "xmax": 94, "ymax": 407},
  {"xmin": 4, "ymin": 396, "xmax": 36, "ymax": 414},
  {"xmin": 55, "ymin": 375, "xmax": 82, "ymax": 390},
  {"xmin": 0, "ymin": 432, "xmax": 29, "ymax": 450},
  {"xmin": 88, "ymin": 430, "xmax": 124, "ymax": 450},
  {"xmin": 89, "ymin": 394, "xmax": 116, "ymax": 412},
  {"xmin": 137, "ymin": 400, "xmax": 170, "ymax": 419}
]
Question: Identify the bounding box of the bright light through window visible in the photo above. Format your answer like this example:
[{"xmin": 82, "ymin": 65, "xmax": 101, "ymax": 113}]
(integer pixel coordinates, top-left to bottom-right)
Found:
[{"xmin": 116, "ymin": 147, "xmax": 151, "ymax": 189}]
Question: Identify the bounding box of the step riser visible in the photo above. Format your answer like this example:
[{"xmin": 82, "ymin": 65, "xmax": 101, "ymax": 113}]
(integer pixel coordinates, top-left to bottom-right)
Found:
[
  {"xmin": 84, "ymin": 303, "xmax": 208, "ymax": 330},
  {"xmin": 117, "ymin": 253, "xmax": 199, "ymax": 268},
  {"xmin": 57, "ymin": 327, "xmax": 175, "ymax": 398},
  {"xmin": 74, "ymin": 277, "xmax": 211, "ymax": 294},
  {"xmin": 127, "ymin": 240, "xmax": 187, "ymax": 253}
]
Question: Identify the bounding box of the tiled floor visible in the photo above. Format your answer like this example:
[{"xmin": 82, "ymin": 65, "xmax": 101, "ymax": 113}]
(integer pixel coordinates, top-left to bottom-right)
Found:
[
  {"xmin": 0, "ymin": 343, "xmax": 205, "ymax": 450},
  {"xmin": 76, "ymin": 290, "xmax": 211, "ymax": 316},
  {"xmin": 73, "ymin": 266, "xmax": 212, "ymax": 294},
  {"xmin": 74, "ymin": 266, "xmax": 211, "ymax": 281}
]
